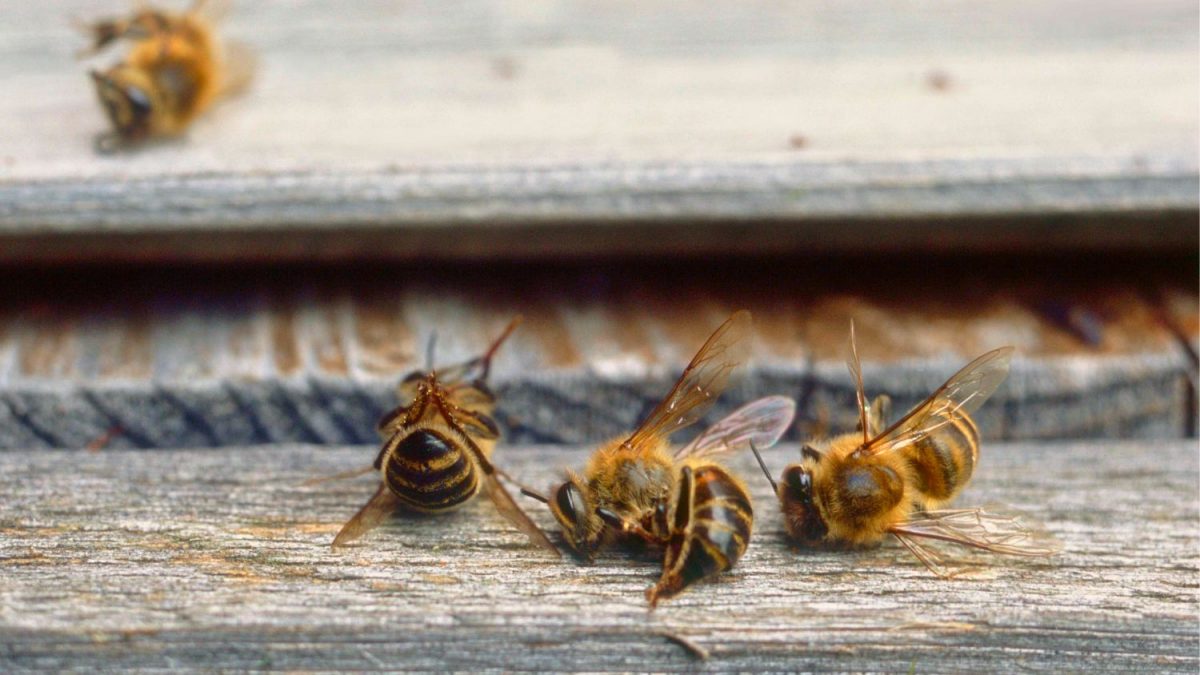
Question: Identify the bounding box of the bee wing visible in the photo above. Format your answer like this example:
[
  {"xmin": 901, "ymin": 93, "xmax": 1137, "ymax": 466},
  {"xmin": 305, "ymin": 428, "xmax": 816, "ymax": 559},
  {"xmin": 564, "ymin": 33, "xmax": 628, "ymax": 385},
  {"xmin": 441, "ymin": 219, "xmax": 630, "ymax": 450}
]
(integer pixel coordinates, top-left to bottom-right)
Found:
[
  {"xmin": 859, "ymin": 347, "xmax": 1014, "ymax": 457},
  {"xmin": 218, "ymin": 40, "xmax": 257, "ymax": 98},
  {"xmin": 331, "ymin": 483, "xmax": 401, "ymax": 548},
  {"xmin": 846, "ymin": 321, "xmax": 871, "ymax": 447},
  {"xmin": 624, "ymin": 310, "xmax": 752, "ymax": 451},
  {"xmin": 450, "ymin": 425, "xmax": 560, "ymax": 558},
  {"xmin": 674, "ymin": 395, "xmax": 796, "ymax": 460},
  {"xmin": 480, "ymin": 470, "xmax": 562, "ymax": 558},
  {"xmin": 889, "ymin": 507, "xmax": 1061, "ymax": 577}
]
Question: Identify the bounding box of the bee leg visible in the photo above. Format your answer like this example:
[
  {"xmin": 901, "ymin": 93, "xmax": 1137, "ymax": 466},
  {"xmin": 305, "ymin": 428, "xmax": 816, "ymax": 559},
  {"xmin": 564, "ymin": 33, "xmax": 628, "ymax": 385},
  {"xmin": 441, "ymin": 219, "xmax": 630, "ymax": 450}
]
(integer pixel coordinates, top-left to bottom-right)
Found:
[
  {"xmin": 596, "ymin": 507, "xmax": 662, "ymax": 546},
  {"xmin": 646, "ymin": 466, "xmax": 696, "ymax": 607}
]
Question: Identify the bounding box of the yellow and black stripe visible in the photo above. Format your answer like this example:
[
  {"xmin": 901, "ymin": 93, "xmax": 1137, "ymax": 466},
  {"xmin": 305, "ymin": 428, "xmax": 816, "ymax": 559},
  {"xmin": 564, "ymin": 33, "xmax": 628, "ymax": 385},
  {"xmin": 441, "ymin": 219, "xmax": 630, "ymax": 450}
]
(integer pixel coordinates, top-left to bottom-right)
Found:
[
  {"xmin": 650, "ymin": 462, "xmax": 752, "ymax": 604},
  {"xmin": 382, "ymin": 429, "xmax": 479, "ymax": 511},
  {"xmin": 904, "ymin": 406, "xmax": 979, "ymax": 503}
]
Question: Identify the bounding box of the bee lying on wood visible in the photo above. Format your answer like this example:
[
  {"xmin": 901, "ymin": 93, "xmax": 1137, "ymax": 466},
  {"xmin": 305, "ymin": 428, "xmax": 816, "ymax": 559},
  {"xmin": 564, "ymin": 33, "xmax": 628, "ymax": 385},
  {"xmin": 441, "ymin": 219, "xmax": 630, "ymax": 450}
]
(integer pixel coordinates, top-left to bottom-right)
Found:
[
  {"xmin": 752, "ymin": 323, "xmax": 1059, "ymax": 577},
  {"xmin": 523, "ymin": 311, "xmax": 796, "ymax": 604},
  {"xmin": 77, "ymin": 0, "xmax": 254, "ymax": 151},
  {"xmin": 321, "ymin": 317, "xmax": 559, "ymax": 558}
]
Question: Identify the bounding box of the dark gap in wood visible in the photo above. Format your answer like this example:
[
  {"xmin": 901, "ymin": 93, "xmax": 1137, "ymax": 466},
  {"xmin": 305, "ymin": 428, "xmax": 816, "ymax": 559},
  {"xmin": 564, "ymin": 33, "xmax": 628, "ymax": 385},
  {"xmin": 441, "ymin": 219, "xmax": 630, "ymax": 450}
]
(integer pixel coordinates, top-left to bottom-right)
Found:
[{"xmin": 0, "ymin": 210, "xmax": 1194, "ymax": 267}]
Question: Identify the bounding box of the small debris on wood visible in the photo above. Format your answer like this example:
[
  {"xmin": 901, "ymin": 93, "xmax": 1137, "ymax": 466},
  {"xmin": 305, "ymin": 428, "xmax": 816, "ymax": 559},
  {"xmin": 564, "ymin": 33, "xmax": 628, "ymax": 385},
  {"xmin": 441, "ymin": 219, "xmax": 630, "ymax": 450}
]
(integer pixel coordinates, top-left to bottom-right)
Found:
[{"xmin": 926, "ymin": 69, "xmax": 953, "ymax": 92}]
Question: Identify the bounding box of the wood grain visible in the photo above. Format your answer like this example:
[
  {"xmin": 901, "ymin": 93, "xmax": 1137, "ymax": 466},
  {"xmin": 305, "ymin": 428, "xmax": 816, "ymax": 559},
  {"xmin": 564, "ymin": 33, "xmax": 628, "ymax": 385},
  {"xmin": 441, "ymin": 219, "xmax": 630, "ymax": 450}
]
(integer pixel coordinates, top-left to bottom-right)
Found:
[
  {"xmin": 0, "ymin": 441, "xmax": 1195, "ymax": 671},
  {"xmin": 0, "ymin": 263, "xmax": 1194, "ymax": 448},
  {"xmin": 0, "ymin": 0, "xmax": 1194, "ymax": 261}
]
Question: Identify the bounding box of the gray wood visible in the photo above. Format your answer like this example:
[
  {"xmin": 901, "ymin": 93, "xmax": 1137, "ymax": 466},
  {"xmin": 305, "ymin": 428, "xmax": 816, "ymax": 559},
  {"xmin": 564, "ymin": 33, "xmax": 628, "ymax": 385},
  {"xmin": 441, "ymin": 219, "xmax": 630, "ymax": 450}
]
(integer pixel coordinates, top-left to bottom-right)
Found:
[
  {"xmin": 0, "ymin": 0, "xmax": 1195, "ymax": 261},
  {"xmin": 0, "ymin": 274, "xmax": 1195, "ymax": 448},
  {"xmin": 0, "ymin": 441, "xmax": 1196, "ymax": 671}
]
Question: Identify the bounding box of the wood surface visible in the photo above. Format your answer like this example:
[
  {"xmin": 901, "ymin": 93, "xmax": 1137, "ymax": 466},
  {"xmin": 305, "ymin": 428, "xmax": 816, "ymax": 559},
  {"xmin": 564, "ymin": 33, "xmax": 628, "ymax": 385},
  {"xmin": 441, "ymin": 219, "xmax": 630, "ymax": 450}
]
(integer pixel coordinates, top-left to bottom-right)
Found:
[
  {"xmin": 1, "ymin": 441, "xmax": 1196, "ymax": 671},
  {"xmin": 0, "ymin": 0, "xmax": 1195, "ymax": 261},
  {"xmin": 0, "ymin": 262, "xmax": 1194, "ymax": 449}
]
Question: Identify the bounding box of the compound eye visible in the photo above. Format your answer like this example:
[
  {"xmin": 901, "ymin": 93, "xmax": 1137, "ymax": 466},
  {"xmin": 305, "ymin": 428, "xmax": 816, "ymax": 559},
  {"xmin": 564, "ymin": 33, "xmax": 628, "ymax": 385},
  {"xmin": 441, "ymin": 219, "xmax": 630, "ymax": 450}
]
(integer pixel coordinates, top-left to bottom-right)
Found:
[
  {"xmin": 125, "ymin": 86, "xmax": 152, "ymax": 118},
  {"xmin": 554, "ymin": 482, "xmax": 585, "ymax": 525},
  {"xmin": 401, "ymin": 370, "xmax": 424, "ymax": 385},
  {"xmin": 783, "ymin": 466, "xmax": 813, "ymax": 502}
]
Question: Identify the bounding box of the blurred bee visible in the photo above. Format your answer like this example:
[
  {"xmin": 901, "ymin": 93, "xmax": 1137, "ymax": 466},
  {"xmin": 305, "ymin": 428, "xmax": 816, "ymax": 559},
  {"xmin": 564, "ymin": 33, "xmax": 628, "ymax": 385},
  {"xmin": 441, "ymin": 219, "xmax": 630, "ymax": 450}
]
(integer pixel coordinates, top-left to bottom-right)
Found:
[
  {"xmin": 752, "ymin": 324, "xmax": 1058, "ymax": 576},
  {"xmin": 77, "ymin": 0, "xmax": 254, "ymax": 150},
  {"xmin": 328, "ymin": 317, "xmax": 558, "ymax": 557},
  {"xmin": 523, "ymin": 311, "xmax": 796, "ymax": 604}
]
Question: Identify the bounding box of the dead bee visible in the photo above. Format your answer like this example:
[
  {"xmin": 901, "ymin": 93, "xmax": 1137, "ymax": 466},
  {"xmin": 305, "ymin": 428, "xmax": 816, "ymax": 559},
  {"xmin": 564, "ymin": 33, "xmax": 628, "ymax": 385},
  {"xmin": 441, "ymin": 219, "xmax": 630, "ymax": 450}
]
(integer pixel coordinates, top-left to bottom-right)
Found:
[
  {"xmin": 524, "ymin": 311, "xmax": 796, "ymax": 604},
  {"xmin": 329, "ymin": 317, "xmax": 558, "ymax": 557},
  {"xmin": 751, "ymin": 323, "xmax": 1058, "ymax": 576},
  {"xmin": 78, "ymin": 0, "xmax": 254, "ymax": 150}
]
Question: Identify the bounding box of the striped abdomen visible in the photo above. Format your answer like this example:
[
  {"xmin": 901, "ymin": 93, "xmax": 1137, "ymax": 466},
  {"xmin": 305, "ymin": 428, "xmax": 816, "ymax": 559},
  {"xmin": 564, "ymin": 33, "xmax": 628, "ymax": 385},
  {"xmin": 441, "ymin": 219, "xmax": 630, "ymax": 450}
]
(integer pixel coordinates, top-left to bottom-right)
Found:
[
  {"xmin": 903, "ymin": 407, "xmax": 979, "ymax": 505},
  {"xmin": 648, "ymin": 462, "xmax": 753, "ymax": 605},
  {"xmin": 380, "ymin": 429, "xmax": 479, "ymax": 511}
]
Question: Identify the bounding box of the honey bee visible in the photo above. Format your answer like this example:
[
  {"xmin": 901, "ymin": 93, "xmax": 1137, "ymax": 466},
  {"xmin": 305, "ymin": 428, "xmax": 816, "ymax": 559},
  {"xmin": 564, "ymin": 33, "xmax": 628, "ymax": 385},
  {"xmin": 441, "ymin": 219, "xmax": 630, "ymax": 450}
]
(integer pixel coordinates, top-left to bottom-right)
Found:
[
  {"xmin": 522, "ymin": 311, "xmax": 796, "ymax": 604},
  {"xmin": 751, "ymin": 324, "xmax": 1058, "ymax": 576},
  {"xmin": 329, "ymin": 317, "xmax": 559, "ymax": 557},
  {"xmin": 78, "ymin": 0, "xmax": 254, "ymax": 150}
]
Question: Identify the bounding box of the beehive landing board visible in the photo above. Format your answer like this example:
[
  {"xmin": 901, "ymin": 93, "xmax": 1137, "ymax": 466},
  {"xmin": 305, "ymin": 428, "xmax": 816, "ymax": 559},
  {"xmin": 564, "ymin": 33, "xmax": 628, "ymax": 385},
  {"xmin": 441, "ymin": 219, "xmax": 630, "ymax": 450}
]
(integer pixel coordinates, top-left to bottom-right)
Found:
[
  {"xmin": 0, "ymin": 0, "xmax": 1196, "ymax": 262},
  {"xmin": 0, "ymin": 441, "xmax": 1196, "ymax": 671}
]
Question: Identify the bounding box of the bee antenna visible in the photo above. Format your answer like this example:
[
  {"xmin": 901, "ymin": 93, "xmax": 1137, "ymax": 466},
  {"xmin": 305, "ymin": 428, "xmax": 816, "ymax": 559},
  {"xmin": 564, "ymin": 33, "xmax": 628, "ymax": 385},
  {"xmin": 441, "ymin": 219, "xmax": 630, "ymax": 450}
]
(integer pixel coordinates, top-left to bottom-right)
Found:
[
  {"xmin": 425, "ymin": 332, "xmax": 438, "ymax": 372},
  {"xmin": 477, "ymin": 315, "xmax": 522, "ymax": 381},
  {"xmin": 520, "ymin": 487, "xmax": 549, "ymax": 504},
  {"xmin": 749, "ymin": 441, "xmax": 778, "ymax": 495}
]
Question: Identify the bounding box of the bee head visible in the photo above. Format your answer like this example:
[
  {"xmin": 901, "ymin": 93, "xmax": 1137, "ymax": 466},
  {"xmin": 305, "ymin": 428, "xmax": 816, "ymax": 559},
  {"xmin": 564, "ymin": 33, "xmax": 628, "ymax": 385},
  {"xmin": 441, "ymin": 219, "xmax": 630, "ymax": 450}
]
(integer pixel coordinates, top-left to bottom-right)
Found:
[
  {"xmin": 780, "ymin": 464, "xmax": 828, "ymax": 543},
  {"xmin": 548, "ymin": 476, "xmax": 600, "ymax": 560},
  {"xmin": 90, "ymin": 67, "xmax": 157, "ymax": 140}
]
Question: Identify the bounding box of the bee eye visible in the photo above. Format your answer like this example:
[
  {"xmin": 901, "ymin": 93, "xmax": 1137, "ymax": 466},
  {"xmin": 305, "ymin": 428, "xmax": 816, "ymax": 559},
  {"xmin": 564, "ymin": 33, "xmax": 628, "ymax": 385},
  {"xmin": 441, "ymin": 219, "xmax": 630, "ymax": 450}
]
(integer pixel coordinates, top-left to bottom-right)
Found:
[
  {"xmin": 401, "ymin": 370, "xmax": 424, "ymax": 384},
  {"xmin": 554, "ymin": 483, "xmax": 584, "ymax": 525},
  {"xmin": 124, "ymin": 86, "xmax": 152, "ymax": 118}
]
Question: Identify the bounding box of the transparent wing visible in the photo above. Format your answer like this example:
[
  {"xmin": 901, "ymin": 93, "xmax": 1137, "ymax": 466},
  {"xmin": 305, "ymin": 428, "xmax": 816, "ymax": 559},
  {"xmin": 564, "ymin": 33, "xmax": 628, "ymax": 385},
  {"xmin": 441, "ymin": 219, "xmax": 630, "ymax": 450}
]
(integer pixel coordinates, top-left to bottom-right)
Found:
[
  {"xmin": 889, "ymin": 507, "xmax": 1061, "ymax": 577},
  {"xmin": 624, "ymin": 311, "xmax": 752, "ymax": 451},
  {"xmin": 449, "ymin": 415, "xmax": 560, "ymax": 558},
  {"xmin": 860, "ymin": 347, "xmax": 1014, "ymax": 457},
  {"xmin": 845, "ymin": 321, "xmax": 870, "ymax": 447},
  {"xmin": 218, "ymin": 40, "xmax": 257, "ymax": 98},
  {"xmin": 481, "ymin": 471, "xmax": 562, "ymax": 558},
  {"xmin": 331, "ymin": 483, "xmax": 401, "ymax": 548},
  {"xmin": 674, "ymin": 396, "xmax": 796, "ymax": 460}
]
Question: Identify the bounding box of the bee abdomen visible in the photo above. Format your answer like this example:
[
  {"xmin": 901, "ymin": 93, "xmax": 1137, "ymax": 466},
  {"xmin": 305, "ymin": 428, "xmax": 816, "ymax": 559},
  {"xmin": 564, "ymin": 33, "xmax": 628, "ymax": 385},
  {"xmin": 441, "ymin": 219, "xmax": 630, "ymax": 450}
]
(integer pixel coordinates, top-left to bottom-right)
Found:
[
  {"xmin": 905, "ymin": 410, "xmax": 979, "ymax": 503},
  {"xmin": 671, "ymin": 465, "xmax": 753, "ymax": 587},
  {"xmin": 383, "ymin": 430, "xmax": 478, "ymax": 511}
]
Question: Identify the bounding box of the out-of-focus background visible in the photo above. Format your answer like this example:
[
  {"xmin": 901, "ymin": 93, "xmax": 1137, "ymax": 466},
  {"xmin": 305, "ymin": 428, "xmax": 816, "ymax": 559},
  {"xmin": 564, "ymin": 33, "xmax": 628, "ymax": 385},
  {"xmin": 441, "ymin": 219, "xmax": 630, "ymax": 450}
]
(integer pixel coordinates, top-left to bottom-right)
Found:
[
  {"xmin": 0, "ymin": 2, "xmax": 1197, "ymax": 671},
  {"xmin": 0, "ymin": 0, "xmax": 1194, "ymax": 447}
]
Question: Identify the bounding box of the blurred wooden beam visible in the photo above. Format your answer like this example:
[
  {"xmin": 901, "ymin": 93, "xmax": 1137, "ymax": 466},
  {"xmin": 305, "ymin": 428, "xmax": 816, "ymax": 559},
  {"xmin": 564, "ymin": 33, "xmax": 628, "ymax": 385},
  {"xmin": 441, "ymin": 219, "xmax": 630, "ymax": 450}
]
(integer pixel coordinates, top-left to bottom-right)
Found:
[
  {"xmin": 0, "ymin": 0, "xmax": 1194, "ymax": 262},
  {"xmin": 0, "ymin": 264, "xmax": 1193, "ymax": 448}
]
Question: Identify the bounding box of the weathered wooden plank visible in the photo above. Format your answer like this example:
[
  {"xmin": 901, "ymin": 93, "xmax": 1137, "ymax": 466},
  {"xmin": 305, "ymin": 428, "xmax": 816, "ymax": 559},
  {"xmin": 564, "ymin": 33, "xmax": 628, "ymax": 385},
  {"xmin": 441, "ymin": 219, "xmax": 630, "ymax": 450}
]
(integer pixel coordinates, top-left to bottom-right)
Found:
[
  {"xmin": 0, "ymin": 0, "xmax": 1195, "ymax": 261},
  {"xmin": 0, "ymin": 441, "xmax": 1195, "ymax": 671},
  {"xmin": 0, "ymin": 267, "xmax": 1194, "ymax": 447}
]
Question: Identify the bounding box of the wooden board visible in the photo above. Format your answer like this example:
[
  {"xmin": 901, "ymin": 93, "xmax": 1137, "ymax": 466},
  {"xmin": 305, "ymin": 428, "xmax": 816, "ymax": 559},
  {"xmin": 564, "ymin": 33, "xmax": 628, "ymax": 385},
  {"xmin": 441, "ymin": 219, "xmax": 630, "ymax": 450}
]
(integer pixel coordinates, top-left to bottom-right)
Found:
[
  {"xmin": 1, "ymin": 441, "xmax": 1196, "ymax": 671},
  {"xmin": 0, "ymin": 263, "xmax": 1194, "ymax": 448},
  {"xmin": 0, "ymin": 0, "xmax": 1195, "ymax": 262}
]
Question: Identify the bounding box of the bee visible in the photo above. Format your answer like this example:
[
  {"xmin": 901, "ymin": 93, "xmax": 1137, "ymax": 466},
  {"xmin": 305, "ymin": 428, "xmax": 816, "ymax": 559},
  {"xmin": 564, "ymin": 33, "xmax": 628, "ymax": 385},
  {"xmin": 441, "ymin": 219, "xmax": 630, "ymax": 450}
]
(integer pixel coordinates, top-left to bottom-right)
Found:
[
  {"xmin": 751, "ymin": 324, "xmax": 1058, "ymax": 576},
  {"xmin": 522, "ymin": 311, "xmax": 796, "ymax": 604},
  {"xmin": 329, "ymin": 317, "xmax": 559, "ymax": 558},
  {"xmin": 78, "ymin": 0, "xmax": 254, "ymax": 150}
]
